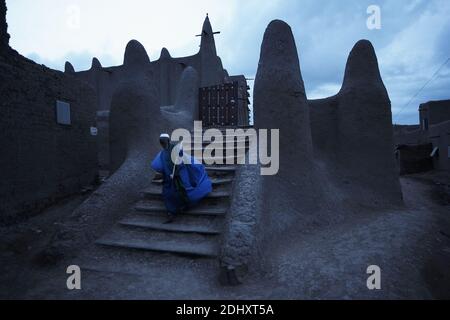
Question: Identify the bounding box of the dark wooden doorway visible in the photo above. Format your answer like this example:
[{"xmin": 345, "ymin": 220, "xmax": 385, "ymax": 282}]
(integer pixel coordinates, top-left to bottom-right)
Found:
[{"xmin": 199, "ymin": 82, "xmax": 239, "ymax": 127}]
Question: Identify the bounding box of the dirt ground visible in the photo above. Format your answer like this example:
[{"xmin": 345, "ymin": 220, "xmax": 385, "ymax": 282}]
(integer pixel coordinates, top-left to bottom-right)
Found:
[{"xmin": 0, "ymin": 171, "xmax": 449, "ymax": 299}]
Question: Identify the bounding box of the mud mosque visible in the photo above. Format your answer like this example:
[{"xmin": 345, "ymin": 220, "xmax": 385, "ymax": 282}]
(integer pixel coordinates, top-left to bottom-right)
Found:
[{"xmin": 1, "ymin": 0, "xmax": 406, "ymax": 287}]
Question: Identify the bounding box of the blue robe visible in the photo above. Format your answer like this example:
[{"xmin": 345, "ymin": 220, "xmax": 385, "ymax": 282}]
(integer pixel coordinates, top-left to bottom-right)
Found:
[{"xmin": 151, "ymin": 147, "xmax": 212, "ymax": 214}]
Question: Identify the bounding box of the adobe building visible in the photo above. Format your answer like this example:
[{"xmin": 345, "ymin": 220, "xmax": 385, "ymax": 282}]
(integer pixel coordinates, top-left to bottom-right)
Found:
[
  {"xmin": 419, "ymin": 100, "xmax": 450, "ymax": 130},
  {"xmin": 395, "ymin": 99, "xmax": 450, "ymax": 174}
]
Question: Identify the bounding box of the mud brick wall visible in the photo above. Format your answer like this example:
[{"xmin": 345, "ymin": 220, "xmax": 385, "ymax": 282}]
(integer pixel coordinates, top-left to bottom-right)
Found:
[{"xmin": 0, "ymin": 51, "xmax": 98, "ymax": 224}]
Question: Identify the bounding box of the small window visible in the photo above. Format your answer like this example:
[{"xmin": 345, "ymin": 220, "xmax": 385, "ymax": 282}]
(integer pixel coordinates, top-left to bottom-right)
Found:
[
  {"xmin": 56, "ymin": 100, "xmax": 71, "ymax": 125},
  {"xmin": 90, "ymin": 127, "xmax": 98, "ymax": 136}
]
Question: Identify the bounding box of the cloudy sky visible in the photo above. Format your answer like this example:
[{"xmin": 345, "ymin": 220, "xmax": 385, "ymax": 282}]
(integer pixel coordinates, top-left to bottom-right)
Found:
[{"xmin": 5, "ymin": 0, "xmax": 450, "ymax": 124}]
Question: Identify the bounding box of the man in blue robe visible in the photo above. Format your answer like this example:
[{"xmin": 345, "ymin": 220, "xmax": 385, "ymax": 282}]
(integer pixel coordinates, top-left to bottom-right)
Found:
[{"xmin": 151, "ymin": 133, "xmax": 212, "ymax": 223}]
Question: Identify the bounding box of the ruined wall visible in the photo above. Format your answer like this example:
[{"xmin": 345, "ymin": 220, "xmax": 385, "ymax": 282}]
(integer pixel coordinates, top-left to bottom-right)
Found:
[{"xmin": 0, "ymin": 51, "xmax": 98, "ymax": 224}]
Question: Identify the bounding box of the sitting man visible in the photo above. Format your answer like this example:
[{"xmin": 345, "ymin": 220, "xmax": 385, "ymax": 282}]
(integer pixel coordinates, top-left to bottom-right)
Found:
[{"xmin": 151, "ymin": 133, "xmax": 212, "ymax": 223}]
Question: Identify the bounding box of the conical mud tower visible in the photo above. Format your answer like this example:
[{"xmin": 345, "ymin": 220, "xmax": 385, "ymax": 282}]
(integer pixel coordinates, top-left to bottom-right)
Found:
[
  {"xmin": 309, "ymin": 40, "xmax": 403, "ymax": 207},
  {"xmin": 254, "ymin": 20, "xmax": 327, "ymax": 236},
  {"xmin": 336, "ymin": 40, "xmax": 402, "ymax": 206}
]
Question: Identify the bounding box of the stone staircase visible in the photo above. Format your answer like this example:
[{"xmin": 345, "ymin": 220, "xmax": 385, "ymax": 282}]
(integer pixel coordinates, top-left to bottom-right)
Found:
[{"xmin": 95, "ymin": 128, "xmax": 252, "ymax": 259}]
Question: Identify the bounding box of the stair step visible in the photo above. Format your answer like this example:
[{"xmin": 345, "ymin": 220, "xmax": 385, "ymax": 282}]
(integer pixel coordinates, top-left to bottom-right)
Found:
[
  {"xmin": 135, "ymin": 200, "xmax": 228, "ymax": 216},
  {"xmin": 202, "ymin": 155, "xmax": 244, "ymax": 165},
  {"xmin": 95, "ymin": 226, "xmax": 219, "ymax": 258},
  {"xmin": 96, "ymin": 238, "xmax": 218, "ymax": 258},
  {"xmin": 190, "ymin": 131, "xmax": 253, "ymax": 135},
  {"xmin": 152, "ymin": 176, "xmax": 233, "ymax": 186},
  {"xmin": 152, "ymin": 167, "xmax": 236, "ymax": 182},
  {"xmin": 201, "ymin": 140, "xmax": 250, "ymax": 146},
  {"xmin": 202, "ymin": 136, "xmax": 254, "ymax": 141},
  {"xmin": 190, "ymin": 129, "xmax": 255, "ymax": 135},
  {"xmin": 119, "ymin": 218, "xmax": 221, "ymax": 235},
  {"xmin": 142, "ymin": 187, "xmax": 230, "ymax": 199},
  {"xmin": 121, "ymin": 213, "xmax": 221, "ymax": 228},
  {"xmin": 184, "ymin": 146, "xmax": 248, "ymax": 152},
  {"xmin": 205, "ymin": 166, "xmax": 236, "ymax": 173}
]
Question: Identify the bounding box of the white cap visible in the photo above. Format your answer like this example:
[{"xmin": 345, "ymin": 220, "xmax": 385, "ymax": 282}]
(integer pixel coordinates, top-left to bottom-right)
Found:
[{"xmin": 159, "ymin": 133, "xmax": 170, "ymax": 139}]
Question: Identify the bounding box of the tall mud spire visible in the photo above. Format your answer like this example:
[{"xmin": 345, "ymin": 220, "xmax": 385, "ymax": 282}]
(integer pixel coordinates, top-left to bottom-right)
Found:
[
  {"xmin": 198, "ymin": 14, "xmax": 224, "ymax": 87},
  {"xmin": 254, "ymin": 20, "xmax": 328, "ymax": 238},
  {"xmin": 199, "ymin": 14, "xmax": 217, "ymax": 56}
]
